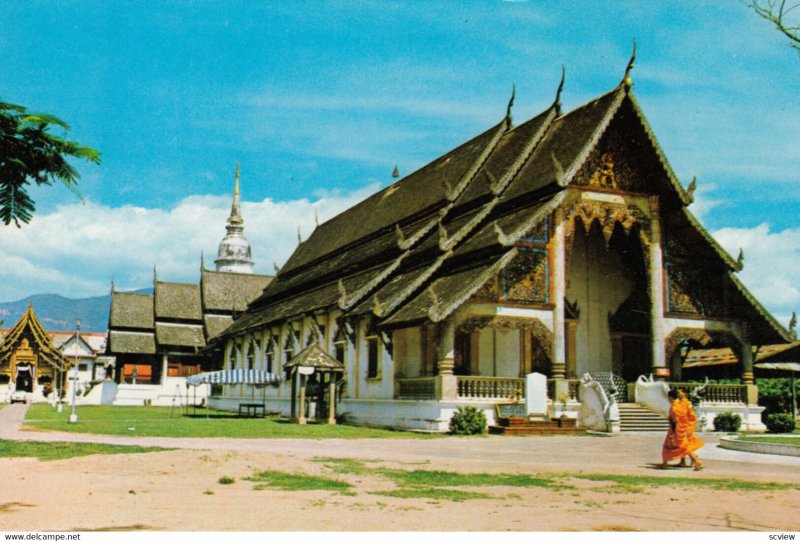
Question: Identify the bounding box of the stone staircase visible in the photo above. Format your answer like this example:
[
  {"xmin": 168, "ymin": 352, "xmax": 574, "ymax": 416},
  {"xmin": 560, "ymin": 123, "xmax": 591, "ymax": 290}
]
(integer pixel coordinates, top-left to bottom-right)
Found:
[
  {"xmin": 489, "ymin": 416, "xmax": 586, "ymax": 436},
  {"xmin": 618, "ymin": 403, "xmax": 669, "ymax": 432}
]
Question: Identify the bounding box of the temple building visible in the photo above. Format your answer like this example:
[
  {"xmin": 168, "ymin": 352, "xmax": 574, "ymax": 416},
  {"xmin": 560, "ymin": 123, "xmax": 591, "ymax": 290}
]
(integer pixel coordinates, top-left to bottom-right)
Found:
[
  {"xmin": 106, "ymin": 169, "xmax": 273, "ymax": 394},
  {"xmin": 0, "ymin": 305, "xmax": 111, "ymax": 402},
  {"xmin": 208, "ymin": 64, "xmax": 791, "ymax": 431}
]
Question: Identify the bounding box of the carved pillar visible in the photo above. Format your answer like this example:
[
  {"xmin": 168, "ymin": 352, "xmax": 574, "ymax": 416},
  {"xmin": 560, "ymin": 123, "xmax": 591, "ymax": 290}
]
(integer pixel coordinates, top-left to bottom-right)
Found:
[
  {"xmin": 648, "ymin": 196, "xmax": 667, "ymax": 378},
  {"xmin": 740, "ymin": 334, "xmax": 755, "ymax": 386},
  {"xmin": 551, "ymin": 207, "xmax": 567, "ymax": 380},
  {"xmin": 436, "ymin": 317, "xmax": 457, "ymax": 400}
]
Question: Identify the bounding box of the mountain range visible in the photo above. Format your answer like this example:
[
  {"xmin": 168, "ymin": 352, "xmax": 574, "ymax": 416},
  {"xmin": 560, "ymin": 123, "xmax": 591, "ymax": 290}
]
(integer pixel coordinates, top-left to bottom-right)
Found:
[{"xmin": 0, "ymin": 290, "xmax": 151, "ymax": 333}]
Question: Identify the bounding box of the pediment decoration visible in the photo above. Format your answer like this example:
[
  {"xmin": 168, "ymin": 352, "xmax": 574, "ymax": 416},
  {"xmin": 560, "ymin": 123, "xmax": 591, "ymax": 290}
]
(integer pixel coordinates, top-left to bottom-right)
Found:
[
  {"xmin": 564, "ymin": 199, "xmax": 651, "ymax": 249},
  {"xmin": 572, "ymin": 117, "xmax": 650, "ymax": 194}
]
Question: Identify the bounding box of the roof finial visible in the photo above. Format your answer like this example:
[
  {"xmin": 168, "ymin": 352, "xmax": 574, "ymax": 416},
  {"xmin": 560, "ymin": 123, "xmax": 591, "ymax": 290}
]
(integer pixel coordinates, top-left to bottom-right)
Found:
[
  {"xmin": 392, "ymin": 165, "xmax": 400, "ymax": 178},
  {"xmin": 110, "ymin": 276, "xmax": 115, "ymax": 293},
  {"xmin": 200, "ymin": 250, "xmax": 205, "ymax": 271},
  {"xmin": 554, "ymin": 65, "xmax": 565, "ymax": 114},
  {"xmin": 314, "ymin": 208, "xmax": 319, "ymax": 228},
  {"xmin": 153, "ymin": 265, "xmax": 158, "ymax": 284},
  {"xmin": 686, "ymin": 176, "xmax": 697, "ymax": 203},
  {"xmin": 505, "ymin": 83, "xmax": 516, "ymax": 124},
  {"xmin": 229, "ymin": 162, "xmax": 243, "ymax": 225},
  {"xmin": 623, "ymin": 39, "xmax": 637, "ymax": 89},
  {"xmin": 736, "ymin": 248, "xmax": 745, "ymax": 271}
]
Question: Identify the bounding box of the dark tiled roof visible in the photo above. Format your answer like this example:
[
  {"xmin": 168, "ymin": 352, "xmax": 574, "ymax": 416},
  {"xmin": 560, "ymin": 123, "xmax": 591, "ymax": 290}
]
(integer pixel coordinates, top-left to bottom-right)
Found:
[
  {"xmin": 201, "ymin": 269, "xmax": 272, "ymax": 312},
  {"xmin": 154, "ymin": 282, "xmax": 202, "ymax": 321},
  {"xmin": 279, "ymin": 121, "xmax": 509, "ymax": 275},
  {"xmin": 108, "ymin": 330, "xmax": 156, "ymax": 354},
  {"xmin": 285, "ymin": 343, "xmax": 344, "ymax": 372},
  {"xmin": 109, "ymin": 292, "xmax": 154, "ymax": 329},
  {"xmin": 155, "ymin": 323, "xmax": 206, "ymax": 348},
  {"xmin": 213, "ymin": 81, "xmax": 789, "ymax": 346},
  {"xmin": 205, "ymin": 315, "xmax": 234, "ymax": 340}
]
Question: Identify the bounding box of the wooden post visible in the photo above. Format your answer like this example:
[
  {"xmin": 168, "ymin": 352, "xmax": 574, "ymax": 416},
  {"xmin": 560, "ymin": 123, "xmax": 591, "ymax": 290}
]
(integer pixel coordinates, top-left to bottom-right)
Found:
[
  {"xmin": 290, "ymin": 369, "xmax": 297, "ymax": 420},
  {"xmin": 298, "ymin": 373, "xmax": 307, "ymax": 425},
  {"xmin": 328, "ymin": 374, "xmax": 337, "ymax": 425}
]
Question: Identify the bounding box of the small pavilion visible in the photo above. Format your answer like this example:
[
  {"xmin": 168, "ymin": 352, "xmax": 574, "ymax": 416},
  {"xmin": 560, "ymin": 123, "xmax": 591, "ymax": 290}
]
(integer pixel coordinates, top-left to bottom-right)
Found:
[
  {"xmin": 284, "ymin": 344, "xmax": 344, "ymax": 425},
  {"xmin": 0, "ymin": 305, "xmax": 69, "ymax": 395}
]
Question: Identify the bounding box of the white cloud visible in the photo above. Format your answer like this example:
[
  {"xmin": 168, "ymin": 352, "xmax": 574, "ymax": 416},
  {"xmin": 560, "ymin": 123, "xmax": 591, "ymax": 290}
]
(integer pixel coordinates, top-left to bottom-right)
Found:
[
  {"xmin": 0, "ymin": 184, "xmax": 380, "ymax": 301},
  {"xmin": 711, "ymin": 223, "xmax": 800, "ymax": 327}
]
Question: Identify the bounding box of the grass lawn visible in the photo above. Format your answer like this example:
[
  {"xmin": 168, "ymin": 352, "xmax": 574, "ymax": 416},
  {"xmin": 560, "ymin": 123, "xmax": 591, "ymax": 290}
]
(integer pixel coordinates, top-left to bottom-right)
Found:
[
  {"xmin": 0, "ymin": 440, "xmax": 168, "ymax": 461},
  {"xmin": 237, "ymin": 457, "xmax": 800, "ymax": 503},
  {"xmin": 737, "ymin": 435, "xmax": 800, "ymax": 446},
  {"xmin": 24, "ymin": 404, "xmax": 437, "ymax": 439}
]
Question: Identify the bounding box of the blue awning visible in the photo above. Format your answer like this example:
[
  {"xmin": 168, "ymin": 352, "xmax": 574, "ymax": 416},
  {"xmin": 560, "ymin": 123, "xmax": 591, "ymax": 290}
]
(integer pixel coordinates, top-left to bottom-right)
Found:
[{"xmin": 186, "ymin": 369, "xmax": 281, "ymax": 387}]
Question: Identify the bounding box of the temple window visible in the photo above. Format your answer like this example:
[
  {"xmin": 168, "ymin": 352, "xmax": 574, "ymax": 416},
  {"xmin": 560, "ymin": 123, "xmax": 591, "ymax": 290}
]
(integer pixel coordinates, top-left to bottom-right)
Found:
[
  {"xmin": 247, "ymin": 339, "xmax": 257, "ymax": 370},
  {"xmin": 265, "ymin": 337, "xmax": 275, "ymax": 373},
  {"xmin": 366, "ymin": 335, "xmax": 381, "ymax": 379},
  {"xmin": 284, "ymin": 327, "xmax": 300, "ymax": 365}
]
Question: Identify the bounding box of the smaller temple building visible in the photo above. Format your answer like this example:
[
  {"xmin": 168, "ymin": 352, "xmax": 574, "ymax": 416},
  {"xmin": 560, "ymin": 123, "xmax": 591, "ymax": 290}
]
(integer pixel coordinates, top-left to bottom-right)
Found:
[
  {"xmin": 0, "ymin": 305, "xmax": 111, "ymax": 402},
  {"xmin": 105, "ymin": 167, "xmax": 273, "ymax": 403}
]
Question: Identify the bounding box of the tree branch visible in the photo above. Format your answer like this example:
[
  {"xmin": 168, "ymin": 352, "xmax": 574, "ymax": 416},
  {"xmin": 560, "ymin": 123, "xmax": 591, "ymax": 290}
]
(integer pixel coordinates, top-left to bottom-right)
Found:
[{"xmin": 750, "ymin": 0, "xmax": 800, "ymax": 50}]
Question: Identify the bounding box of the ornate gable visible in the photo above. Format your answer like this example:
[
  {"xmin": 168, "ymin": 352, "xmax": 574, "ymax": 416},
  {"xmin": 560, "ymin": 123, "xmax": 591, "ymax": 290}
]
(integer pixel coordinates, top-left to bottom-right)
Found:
[{"xmin": 571, "ymin": 102, "xmax": 665, "ymax": 195}]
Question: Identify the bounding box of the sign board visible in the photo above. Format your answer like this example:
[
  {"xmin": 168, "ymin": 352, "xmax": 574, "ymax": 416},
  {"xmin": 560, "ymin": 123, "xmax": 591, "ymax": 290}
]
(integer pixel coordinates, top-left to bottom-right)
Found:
[
  {"xmin": 495, "ymin": 401, "xmax": 527, "ymax": 419},
  {"xmin": 654, "ymin": 368, "xmax": 670, "ymax": 377},
  {"xmin": 297, "ymin": 366, "xmax": 315, "ymax": 376}
]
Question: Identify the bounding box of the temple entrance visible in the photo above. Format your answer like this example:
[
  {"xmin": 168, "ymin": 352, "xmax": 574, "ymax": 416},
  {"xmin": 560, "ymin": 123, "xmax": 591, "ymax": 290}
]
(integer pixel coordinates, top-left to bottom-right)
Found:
[
  {"xmin": 15, "ymin": 363, "xmax": 34, "ymax": 392},
  {"xmin": 620, "ymin": 335, "xmax": 651, "ymax": 382},
  {"xmin": 567, "ymin": 219, "xmax": 650, "ymax": 382}
]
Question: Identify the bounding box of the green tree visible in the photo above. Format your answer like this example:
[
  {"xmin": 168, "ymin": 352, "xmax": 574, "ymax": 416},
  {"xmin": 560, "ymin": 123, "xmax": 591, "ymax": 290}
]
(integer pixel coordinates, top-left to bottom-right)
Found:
[
  {"xmin": 749, "ymin": 1, "xmax": 800, "ymax": 53},
  {"xmin": 0, "ymin": 100, "xmax": 100, "ymax": 226}
]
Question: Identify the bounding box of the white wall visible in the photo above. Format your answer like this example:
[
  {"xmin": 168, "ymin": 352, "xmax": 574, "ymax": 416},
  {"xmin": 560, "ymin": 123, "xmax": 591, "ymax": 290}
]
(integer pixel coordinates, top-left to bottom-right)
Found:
[
  {"xmin": 568, "ymin": 224, "xmax": 636, "ymax": 375},
  {"xmin": 394, "ymin": 327, "xmax": 423, "ymax": 378}
]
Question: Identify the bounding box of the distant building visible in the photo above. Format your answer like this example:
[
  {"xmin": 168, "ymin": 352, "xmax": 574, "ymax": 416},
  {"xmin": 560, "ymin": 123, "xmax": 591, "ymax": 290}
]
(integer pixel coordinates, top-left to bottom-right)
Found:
[{"xmin": 106, "ymin": 168, "xmax": 273, "ymax": 387}]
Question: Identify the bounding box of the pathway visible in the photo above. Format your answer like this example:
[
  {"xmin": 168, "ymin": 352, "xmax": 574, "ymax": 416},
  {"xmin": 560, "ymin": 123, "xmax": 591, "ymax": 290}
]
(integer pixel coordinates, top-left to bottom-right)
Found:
[{"xmin": 2, "ymin": 403, "xmax": 799, "ymax": 482}]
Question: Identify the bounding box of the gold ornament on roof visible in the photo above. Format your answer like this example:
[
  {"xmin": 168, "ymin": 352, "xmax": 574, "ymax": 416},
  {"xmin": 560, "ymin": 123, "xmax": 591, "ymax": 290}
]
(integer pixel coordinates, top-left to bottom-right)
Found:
[{"xmin": 587, "ymin": 152, "xmax": 618, "ymax": 190}]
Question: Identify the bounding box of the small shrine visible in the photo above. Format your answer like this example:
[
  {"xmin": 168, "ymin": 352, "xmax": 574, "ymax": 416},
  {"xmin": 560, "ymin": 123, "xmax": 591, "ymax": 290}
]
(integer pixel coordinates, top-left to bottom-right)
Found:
[{"xmin": 0, "ymin": 305, "xmax": 69, "ymax": 396}]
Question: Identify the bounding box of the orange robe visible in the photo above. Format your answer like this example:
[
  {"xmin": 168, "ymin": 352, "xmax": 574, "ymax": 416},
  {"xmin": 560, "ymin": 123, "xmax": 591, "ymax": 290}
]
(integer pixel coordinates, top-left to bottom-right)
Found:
[
  {"xmin": 682, "ymin": 397, "xmax": 704, "ymax": 453},
  {"xmin": 662, "ymin": 399, "xmax": 690, "ymax": 462}
]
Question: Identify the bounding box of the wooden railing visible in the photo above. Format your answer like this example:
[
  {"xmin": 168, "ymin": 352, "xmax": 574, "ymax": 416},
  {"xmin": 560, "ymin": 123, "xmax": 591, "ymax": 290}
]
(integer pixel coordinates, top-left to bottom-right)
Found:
[
  {"xmin": 457, "ymin": 376, "xmax": 524, "ymax": 400},
  {"xmin": 672, "ymin": 382, "xmax": 749, "ymax": 405},
  {"xmin": 396, "ymin": 377, "xmax": 437, "ymax": 400}
]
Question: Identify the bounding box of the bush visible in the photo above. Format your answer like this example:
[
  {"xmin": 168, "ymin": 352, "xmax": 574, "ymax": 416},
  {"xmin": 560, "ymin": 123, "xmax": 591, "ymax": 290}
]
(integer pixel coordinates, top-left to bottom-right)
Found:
[
  {"xmin": 765, "ymin": 413, "xmax": 796, "ymax": 433},
  {"xmin": 449, "ymin": 406, "xmax": 487, "ymax": 435},
  {"xmin": 757, "ymin": 378, "xmax": 799, "ymax": 416},
  {"xmin": 713, "ymin": 411, "xmax": 742, "ymax": 433}
]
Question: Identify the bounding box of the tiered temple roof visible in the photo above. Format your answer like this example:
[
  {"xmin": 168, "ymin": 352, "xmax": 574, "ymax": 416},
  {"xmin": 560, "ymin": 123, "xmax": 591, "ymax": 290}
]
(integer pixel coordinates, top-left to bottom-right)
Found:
[
  {"xmin": 107, "ymin": 267, "xmax": 273, "ymax": 357},
  {"xmin": 215, "ymin": 73, "xmax": 790, "ymax": 346},
  {"xmin": 0, "ymin": 304, "xmax": 69, "ymax": 370}
]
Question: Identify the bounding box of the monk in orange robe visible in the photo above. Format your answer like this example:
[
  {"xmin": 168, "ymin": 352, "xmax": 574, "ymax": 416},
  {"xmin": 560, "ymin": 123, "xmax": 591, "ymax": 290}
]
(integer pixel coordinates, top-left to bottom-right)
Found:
[
  {"xmin": 661, "ymin": 389, "xmax": 703, "ymax": 470},
  {"xmin": 681, "ymin": 389, "xmax": 704, "ymax": 455}
]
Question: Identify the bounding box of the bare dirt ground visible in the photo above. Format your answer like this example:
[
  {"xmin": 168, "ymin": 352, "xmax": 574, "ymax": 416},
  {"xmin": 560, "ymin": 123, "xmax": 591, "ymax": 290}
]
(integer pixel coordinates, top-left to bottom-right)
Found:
[{"xmin": 1, "ymin": 404, "xmax": 799, "ymax": 532}]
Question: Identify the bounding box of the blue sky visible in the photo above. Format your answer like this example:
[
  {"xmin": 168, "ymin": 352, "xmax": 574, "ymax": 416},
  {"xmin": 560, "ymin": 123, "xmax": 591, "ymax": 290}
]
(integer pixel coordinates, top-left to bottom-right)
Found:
[{"xmin": 1, "ymin": 1, "xmax": 798, "ymax": 326}]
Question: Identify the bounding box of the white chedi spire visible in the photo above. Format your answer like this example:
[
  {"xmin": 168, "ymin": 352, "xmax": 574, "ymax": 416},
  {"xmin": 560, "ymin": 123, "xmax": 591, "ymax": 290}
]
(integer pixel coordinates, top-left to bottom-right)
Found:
[{"xmin": 215, "ymin": 164, "xmax": 254, "ymax": 274}]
